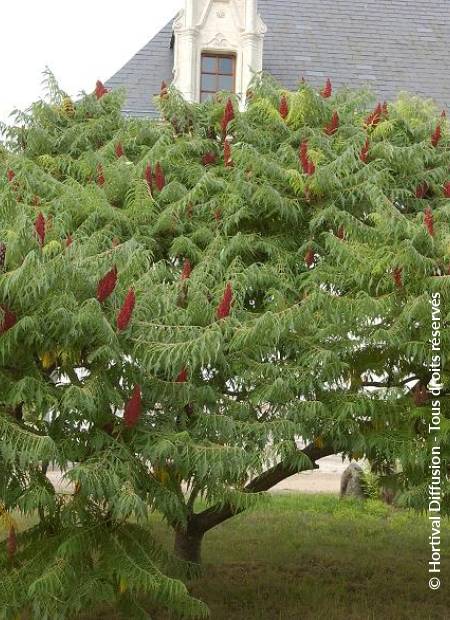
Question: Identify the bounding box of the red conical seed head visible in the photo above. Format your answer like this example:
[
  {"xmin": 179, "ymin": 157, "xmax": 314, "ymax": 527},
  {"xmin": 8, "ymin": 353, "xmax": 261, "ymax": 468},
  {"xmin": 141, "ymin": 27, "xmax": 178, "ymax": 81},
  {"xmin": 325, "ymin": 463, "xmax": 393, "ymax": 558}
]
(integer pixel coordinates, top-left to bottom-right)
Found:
[
  {"xmin": 305, "ymin": 248, "xmax": 315, "ymax": 268},
  {"xmin": 321, "ymin": 78, "xmax": 332, "ymax": 98},
  {"xmin": 117, "ymin": 288, "xmax": 136, "ymax": 331},
  {"xmin": 413, "ymin": 383, "xmax": 428, "ymax": 406},
  {"xmin": 300, "ymin": 140, "xmax": 309, "ymax": 173},
  {"xmin": 124, "ymin": 385, "xmax": 142, "ymax": 428},
  {"xmin": 97, "ymin": 164, "xmax": 105, "ymax": 187},
  {"xmin": 0, "ymin": 243, "xmax": 6, "ymax": 269},
  {"xmin": 7, "ymin": 527, "xmax": 16, "ymax": 561},
  {"xmin": 431, "ymin": 124, "xmax": 442, "ymax": 147},
  {"xmin": 221, "ymin": 98, "xmax": 235, "ymax": 134},
  {"xmin": 224, "ymin": 140, "xmax": 232, "ymax": 167},
  {"xmin": 6, "ymin": 169, "xmax": 15, "ymax": 183},
  {"xmin": 66, "ymin": 234, "xmax": 73, "ymax": 247},
  {"xmin": 202, "ymin": 152, "xmax": 216, "ymax": 166},
  {"xmin": 181, "ymin": 259, "xmax": 192, "ymax": 280},
  {"xmin": 115, "ymin": 143, "xmax": 124, "ymax": 158},
  {"xmin": 424, "ymin": 207, "xmax": 435, "ymax": 237},
  {"xmin": 160, "ymin": 80, "xmax": 168, "ymax": 97},
  {"xmin": 176, "ymin": 368, "xmax": 188, "ymax": 383},
  {"xmin": 279, "ymin": 95, "xmax": 289, "ymax": 119},
  {"xmin": 325, "ymin": 111, "xmax": 339, "ymax": 135},
  {"xmin": 443, "ymin": 181, "xmax": 450, "ymax": 198},
  {"xmin": 0, "ymin": 306, "xmax": 16, "ymax": 335},
  {"xmin": 441, "ymin": 109, "xmax": 447, "ymax": 118},
  {"xmin": 415, "ymin": 182, "xmax": 428, "ymax": 199},
  {"xmin": 306, "ymin": 159, "xmax": 316, "ymax": 176},
  {"xmin": 359, "ymin": 138, "xmax": 370, "ymax": 163},
  {"xmin": 214, "ymin": 208, "xmax": 222, "ymax": 221},
  {"xmin": 34, "ymin": 212, "xmax": 46, "ymax": 247},
  {"xmin": 365, "ymin": 103, "xmax": 382, "ymax": 127},
  {"xmin": 393, "ymin": 267, "xmax": 403, "ymax": 289},
  {"xmin": 145, "ymin": 163, "xmax": 153, "ymax": 194},
  {"xmin": 216, "ymin": 282, "xmax": 233, "ymax": 320},
  {"xmin": 95, "ymin": 80, "xmax": 108, "ymax": 100},
  {"xmin": 97, "ymin": 266, "xmax": 118, "ymax": 302},
  {"xmin": 155, "ymin": 162, "xmax": 165, "ymax": 192}
]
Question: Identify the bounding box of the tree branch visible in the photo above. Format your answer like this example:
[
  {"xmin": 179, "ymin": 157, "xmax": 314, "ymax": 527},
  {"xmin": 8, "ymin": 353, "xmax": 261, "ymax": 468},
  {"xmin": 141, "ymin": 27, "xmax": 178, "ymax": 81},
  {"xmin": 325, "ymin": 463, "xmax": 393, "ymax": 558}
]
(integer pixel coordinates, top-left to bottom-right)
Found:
[{"xmin": 190, "ymin": 443, "xmax": 334, "ymax": 535}]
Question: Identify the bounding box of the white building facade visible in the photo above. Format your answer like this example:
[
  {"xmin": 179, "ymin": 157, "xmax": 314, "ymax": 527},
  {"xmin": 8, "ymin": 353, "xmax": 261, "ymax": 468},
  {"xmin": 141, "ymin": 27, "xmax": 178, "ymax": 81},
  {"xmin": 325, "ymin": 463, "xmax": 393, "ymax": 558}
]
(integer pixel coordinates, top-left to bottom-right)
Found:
[{"xmin": 172, "ymin": 0, "xmax": 266, "ymax": 106}]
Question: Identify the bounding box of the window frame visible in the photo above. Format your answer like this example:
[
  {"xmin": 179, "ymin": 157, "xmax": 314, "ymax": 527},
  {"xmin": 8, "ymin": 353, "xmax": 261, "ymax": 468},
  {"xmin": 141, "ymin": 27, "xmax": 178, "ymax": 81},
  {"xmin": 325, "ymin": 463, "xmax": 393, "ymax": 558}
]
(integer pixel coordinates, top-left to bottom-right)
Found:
[{"xmin": 200, "ymin": 52, "xmax": 236, "ymax": 102}]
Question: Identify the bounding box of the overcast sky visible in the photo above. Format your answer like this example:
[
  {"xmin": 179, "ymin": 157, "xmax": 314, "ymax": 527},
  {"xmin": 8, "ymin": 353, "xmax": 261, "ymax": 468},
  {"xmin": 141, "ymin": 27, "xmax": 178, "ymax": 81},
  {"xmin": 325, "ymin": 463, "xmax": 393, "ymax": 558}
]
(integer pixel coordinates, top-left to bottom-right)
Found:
[{"xmin": 0, "ymin": 1, "xmax": 180, "ymax": 124}]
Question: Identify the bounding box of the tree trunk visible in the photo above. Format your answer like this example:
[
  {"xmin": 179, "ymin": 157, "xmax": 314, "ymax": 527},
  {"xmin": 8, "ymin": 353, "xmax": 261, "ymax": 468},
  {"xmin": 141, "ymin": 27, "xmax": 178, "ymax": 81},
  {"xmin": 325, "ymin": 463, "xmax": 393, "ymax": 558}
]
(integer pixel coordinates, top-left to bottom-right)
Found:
[{"xmin": 174, "ymin": 527, "xmax": 204, "ymax": 564}]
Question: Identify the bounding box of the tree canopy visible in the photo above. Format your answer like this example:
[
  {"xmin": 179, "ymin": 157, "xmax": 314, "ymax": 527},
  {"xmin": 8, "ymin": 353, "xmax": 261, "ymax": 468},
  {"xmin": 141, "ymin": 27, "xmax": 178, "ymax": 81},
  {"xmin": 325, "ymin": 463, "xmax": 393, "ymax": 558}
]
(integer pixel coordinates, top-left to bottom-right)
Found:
[{"xmin": 0, "ymin": 71, "xmax": 449, "ymax": 617}]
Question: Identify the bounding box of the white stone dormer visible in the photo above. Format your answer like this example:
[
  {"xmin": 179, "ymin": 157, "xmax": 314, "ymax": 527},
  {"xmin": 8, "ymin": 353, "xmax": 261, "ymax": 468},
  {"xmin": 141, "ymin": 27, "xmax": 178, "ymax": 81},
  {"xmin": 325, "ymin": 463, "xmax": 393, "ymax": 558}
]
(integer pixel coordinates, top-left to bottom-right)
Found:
[{"xmin": 172, "ymin": 0, "xmax": 266, "ymax": 106}]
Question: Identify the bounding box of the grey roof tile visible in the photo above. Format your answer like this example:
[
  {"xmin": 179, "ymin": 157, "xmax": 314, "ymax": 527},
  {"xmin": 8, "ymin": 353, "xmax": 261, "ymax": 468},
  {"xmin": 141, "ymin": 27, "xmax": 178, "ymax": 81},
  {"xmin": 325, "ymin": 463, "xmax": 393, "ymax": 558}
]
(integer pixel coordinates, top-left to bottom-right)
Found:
[{"xmin": 107, "ymin": 1, "xmax": 450, "ymax": 117}]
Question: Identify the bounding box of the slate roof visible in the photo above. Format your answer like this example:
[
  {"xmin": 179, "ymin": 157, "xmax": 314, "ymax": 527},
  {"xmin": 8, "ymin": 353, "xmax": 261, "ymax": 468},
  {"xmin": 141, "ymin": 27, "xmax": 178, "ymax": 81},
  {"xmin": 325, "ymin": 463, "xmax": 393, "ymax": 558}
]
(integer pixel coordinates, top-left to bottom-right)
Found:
[{"xmin": 107, "ymin": 0, "xmax": 450, "ymax": 117}]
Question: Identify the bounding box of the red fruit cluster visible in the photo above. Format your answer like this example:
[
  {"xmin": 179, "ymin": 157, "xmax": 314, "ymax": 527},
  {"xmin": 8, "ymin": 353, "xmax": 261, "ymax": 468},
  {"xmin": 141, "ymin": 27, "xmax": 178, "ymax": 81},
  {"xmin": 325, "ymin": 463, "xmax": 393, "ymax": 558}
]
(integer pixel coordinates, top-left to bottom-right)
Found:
[
  {"xmin": 216, "ymin": 282, "xmax": 233, "ymax": 320},
  {"xmin": 0, "ymin": 306, "xmax": 16, "ymax": 335},
  {"xmin": 181, "ymin": 259, "xmax": 192, "ymax": 281},
  {"xmin": 221, "ymin": 98, "xmax": 235, "ymax": 134},
  {"xmin": 365, "ymin": 102, "xmax": 383, "ymax": 128},
  {"xmin": 0, "ymin": 243, "xmax": 6, "ymax": 270},
  {"xmin": 393, "ymin": 267, "xmax": 403, "ymax": 289},
  {"xmin": 145, "ymin": 163, "xmax": 153, "ymax": 194},
  {"xmin": 324, "ymin": 112, "xmax": 340, "ymax": 136},
  {"xmin": 6, "ymin": 169, "xmax": 15, "ymax": 183},
  {"xmin": 155, "ymin": 162, "xmax": 165, "ymax": 191},
  {"xmin": 443, "ymin": 181, "xmax": 450, "ymax": 197},
  {"xmin": 224, "ymin": 140, "xmax": 233, "ymax": 167},
  {"xmin": 305, "ymin": 248, "xmax": 315, "ymax": 268},
  {"xmin": 300, "ymin": 141, "xmax": 315, "ymax": 175},
  {"xmin": 359, "ymin": 138, "xmax": 370, "ymax": 163},
  {"xmin": 413, "ymin": 383, "xmax": 428, "ymax": 406},
  {"xmin": 431, "ymin": 124, "xmax": 442, "ymax": 147},
  {"xmin": 415, "ymin": 182, "xmax": 428, "ymax": 199},
  {"xmin": 320, "ymin": 78, "xmax": 332, "ymax": 98},
  {"xmin": 424, "ymin": 207, "xmax": 434, "ymax": 237},
  {"xmin": 97, "ymin": 164, "xmax": 105, "ymax": 187},
  {"xmin": 160, "ymin": 80, "xmax": 169, "ymax": 98},
  {"xmin": 95, "ymin": 80, "xmax": 109, "ymax": 100},
  {"xmin": 124, "ymin": 385, "xmax": 142, "ymax": 428},
  {"xmin": 117, "ymin": 289, "xmax": 136, "ymax": 331},
  {"xmin": 279, "ymin": 95, "xmax": 289, "ymax": 119},
  {"xmin": 97, "ymin": 266, "xmax": 118, "ymax": 302},
  {"xmin": 7, "ymin": 526, "xmax": 16, "ymax": 561},
  {"xmin": 176, "ymin": 368, "xmax": 188, "ymax": 383},
  {"xmin": 115, "ymin": 143, "xmax": 124, "ymax": 158},
  {"xmin": 202, "ymin": 152, "xmax": 216, "ymax": 166},
  {"xmin": 34, "ymin": 212, "xmax": 46, "ymax": 247}
]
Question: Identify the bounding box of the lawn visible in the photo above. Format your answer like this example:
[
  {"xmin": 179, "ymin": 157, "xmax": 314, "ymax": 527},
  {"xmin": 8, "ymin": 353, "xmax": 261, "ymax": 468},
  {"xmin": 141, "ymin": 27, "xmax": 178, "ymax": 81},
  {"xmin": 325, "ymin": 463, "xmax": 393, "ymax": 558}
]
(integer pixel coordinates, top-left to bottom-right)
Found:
[
  {"xmin": 10, "ymin": 494, "xmax": 450, "ymax": 619},
  {"xmin": 149, "ymin": 494, "xmax": 449, "ymax": 620}
]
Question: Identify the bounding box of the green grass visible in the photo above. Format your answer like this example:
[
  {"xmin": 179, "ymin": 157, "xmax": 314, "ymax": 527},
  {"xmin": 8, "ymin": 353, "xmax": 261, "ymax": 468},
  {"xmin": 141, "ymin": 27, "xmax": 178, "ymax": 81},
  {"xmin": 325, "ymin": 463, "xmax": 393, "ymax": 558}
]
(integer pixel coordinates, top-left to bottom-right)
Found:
[
  {"xmin": 150, "ymin": 494, "xmax": 450, "ymax": 620},
  {"xmin": 8, "ymin": 495, "xmax": 450, "ymax": 619}
]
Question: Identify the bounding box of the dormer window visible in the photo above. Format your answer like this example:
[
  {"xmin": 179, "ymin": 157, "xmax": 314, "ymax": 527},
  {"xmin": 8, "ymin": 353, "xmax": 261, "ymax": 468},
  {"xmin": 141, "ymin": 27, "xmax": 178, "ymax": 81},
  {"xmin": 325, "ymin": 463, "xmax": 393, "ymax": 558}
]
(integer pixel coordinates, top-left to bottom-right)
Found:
[{"xmin": 200, "ymin": 53, "xmax": 236, "ymax": 102}]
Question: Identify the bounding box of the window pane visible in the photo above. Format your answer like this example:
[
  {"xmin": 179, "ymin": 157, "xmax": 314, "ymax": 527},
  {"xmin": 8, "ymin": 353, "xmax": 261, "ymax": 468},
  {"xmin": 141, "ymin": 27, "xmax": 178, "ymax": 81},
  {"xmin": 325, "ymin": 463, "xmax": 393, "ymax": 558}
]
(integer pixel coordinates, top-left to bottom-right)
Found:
[
  {"xmin": 218, "ymin": 75, "xmax": 234, "ymax": 92},
  {"xmin": 218, "ymin": 57, "xmax": 233, "ymax": 75},
  {"xmin": 201, "ymin": 92, "xmax": 215, "ymax": 103},
  {"xmin": 201, "ymin": 74, "xmax": 216, "ymax": 91},
  {"xmin": 201, "ymin": 56, "xmax": 216, "ymax": 73}
]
